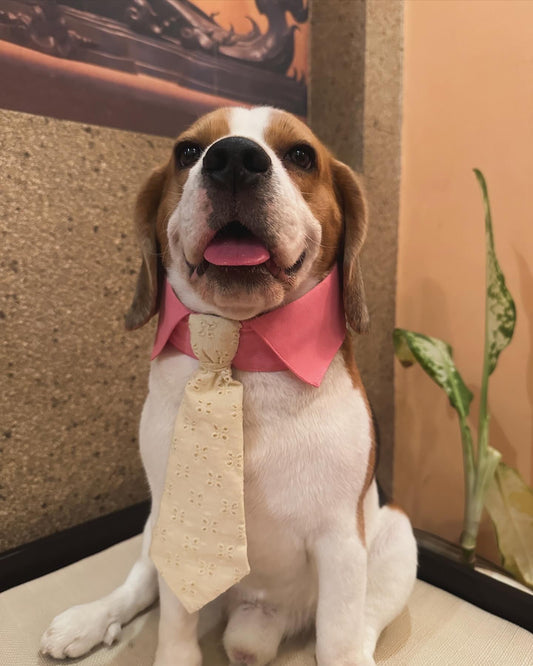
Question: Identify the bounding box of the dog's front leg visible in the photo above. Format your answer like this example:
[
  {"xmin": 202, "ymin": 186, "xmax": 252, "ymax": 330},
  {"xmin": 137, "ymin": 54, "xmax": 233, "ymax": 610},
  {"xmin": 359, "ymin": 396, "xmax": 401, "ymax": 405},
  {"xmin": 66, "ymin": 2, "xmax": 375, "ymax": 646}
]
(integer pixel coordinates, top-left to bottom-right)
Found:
[
  {"xmin": 41, "ymin": 517, "xmax": 158, "ymax": 659},
  {"xmin": 311, "ymin": 525, "xmax": 374, "ymax": 666},
  {"xmin": 153, "ymin": 576, "xmax": 201, "ymax": 666}
]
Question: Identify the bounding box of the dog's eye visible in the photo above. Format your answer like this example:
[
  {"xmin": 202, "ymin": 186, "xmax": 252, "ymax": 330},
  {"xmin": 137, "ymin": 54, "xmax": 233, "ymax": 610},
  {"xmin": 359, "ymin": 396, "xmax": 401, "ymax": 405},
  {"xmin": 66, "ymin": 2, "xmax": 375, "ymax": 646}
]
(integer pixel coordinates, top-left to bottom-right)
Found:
[
  {"xmin": 175, "ymin": 142, "xmax": 202, "ymax": 168},
  {"xmin": 285, "ymin": 144, "xmax": 315, "ymax": 171}
]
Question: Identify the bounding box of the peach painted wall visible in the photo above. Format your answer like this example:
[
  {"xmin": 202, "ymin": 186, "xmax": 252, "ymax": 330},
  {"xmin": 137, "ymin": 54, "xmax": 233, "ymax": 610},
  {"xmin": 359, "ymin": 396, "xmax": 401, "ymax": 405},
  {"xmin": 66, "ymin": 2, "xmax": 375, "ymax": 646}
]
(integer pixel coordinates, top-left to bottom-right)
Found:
[{"xmin": 395, "ymin": 0, "xmax": 533, "ymax": 562}]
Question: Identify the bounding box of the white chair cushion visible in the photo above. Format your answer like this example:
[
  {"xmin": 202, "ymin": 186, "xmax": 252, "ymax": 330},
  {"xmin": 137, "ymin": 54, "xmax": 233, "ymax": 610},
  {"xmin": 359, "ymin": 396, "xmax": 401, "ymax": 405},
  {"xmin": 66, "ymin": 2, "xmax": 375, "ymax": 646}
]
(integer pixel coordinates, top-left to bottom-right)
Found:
[{"xmin": 1, "ymin": 535, "xmax": 531, "ymax": 665}]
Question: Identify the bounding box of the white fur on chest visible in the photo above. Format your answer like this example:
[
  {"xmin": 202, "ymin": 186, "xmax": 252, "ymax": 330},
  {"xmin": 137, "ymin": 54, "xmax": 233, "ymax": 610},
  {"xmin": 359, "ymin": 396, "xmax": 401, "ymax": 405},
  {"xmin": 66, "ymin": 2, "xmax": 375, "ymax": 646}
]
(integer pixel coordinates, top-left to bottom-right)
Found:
[
  {"xmin": 140, "ymin": 348, "xmax": 372, "ymax": 618},
  {"xmin": 236, "ymin": 359, "xmax": 370, "ymax": 530}
]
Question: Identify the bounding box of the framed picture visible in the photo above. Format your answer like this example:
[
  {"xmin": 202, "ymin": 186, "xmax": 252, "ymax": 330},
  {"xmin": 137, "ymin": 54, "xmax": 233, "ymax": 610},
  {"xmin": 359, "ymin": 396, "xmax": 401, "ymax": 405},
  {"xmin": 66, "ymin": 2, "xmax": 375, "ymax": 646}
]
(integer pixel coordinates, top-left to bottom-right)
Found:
[{"xmin": 0, "ymin": 0, "xmax": 309, "ymax": 135}]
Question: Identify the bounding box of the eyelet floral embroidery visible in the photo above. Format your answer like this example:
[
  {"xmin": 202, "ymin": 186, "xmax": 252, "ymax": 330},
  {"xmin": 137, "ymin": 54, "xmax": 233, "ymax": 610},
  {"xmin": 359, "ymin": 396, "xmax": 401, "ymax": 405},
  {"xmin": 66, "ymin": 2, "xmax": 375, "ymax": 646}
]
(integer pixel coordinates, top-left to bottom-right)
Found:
[
  {"xmin": 225, "ymin": 451, "xmax": 243, "ymax": 470},
  {"xmin": 196, "ymin": 399, "xmax": 212, "ymax": 415},
  {"xmin": 175, "ymin": 463, "xmax": 190, "ymax": 479},
  {"xmin": 198, "ymin": 560, "xmax": 216, "ymax": 576},
  {"xmin": 188, "ymin": 490, "xmax": 203, "ymax": 507},
  {"xmin": 187, "ymin": 378, "xmax": 201, "ymax": 392},
  {"xmin": 183, "ymin": 535, "xmax": 199, "ymax": 551},
  {"xmin": 181, "ymin": 580, "xmax": 196, "ymax": 596},
  {"xmin": 207, "ymin": 471, "xmax": 223, "ymax": 488},
  {"xmin": 211, "ymin": 425, "xmax": 229, "ymax": 440},
  {"xmin": 201, "ymin": 517, "xmax": 218, "ymax": 533},
  {"xmin": 217, "ymin": 543, "xmax": 235, "ymax": 560},
  {"xmin": 221, "ymin": 499, "xmax": 239, "ymax": 515},
  {"xmin": 150, "ymin": 314, "xmax": 248, "ymax": 613},
  {"xmin": 197, "ymin": 319, "xmax": 216, "ymax": 339},
  {"xmin": 216, "ymin": 371, "xmax": 234, "ymax": 396},
  {"xmin": 171, "ymin": 508, "xmax": 185, "ymax": 524},
  {"xmin": 218, "ymin": 349, "xmax": 231, "ymax": 365},
  {"xmin": 193, "ymin": 443, "xmax": 208, "ymax": 461}
]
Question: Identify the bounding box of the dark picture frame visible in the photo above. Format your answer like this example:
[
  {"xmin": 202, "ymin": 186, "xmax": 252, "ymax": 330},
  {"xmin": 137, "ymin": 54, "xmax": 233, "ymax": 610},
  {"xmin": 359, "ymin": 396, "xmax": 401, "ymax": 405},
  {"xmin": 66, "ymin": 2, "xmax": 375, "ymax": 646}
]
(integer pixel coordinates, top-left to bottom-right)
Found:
[{"xmin": 0, "ymin": 0, "xmax": 308, "ymax": 136}]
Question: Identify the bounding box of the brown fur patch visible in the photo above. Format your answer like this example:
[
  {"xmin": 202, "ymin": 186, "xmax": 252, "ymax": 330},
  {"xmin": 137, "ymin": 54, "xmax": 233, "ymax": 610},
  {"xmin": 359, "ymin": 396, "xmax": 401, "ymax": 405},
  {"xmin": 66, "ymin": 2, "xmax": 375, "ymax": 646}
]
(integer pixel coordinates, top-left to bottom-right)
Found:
[
  {"xmin": 176, "ymin": 108, "xmax": 231, "ymax": 153},
  {"xmin": 264, "ymin": 110, "xmax": 368, "ymax": 332},
  {"xmin": 157, "ymin": 108, "xmax": 232, "ymax": 267},
  {"xmin": 125, "ymin": 109, "xmax": 232, "ymax": 328},
  {"xmin": 341, "ymin": 335, "xmax": 376, "ymax": 545},
  {"xmin": 332, "ymin": 161, "xmax": 369, "ymax": 334},
  {"xmin": 265, "ymin": 110, "xmax": 343, "ymax": 278}
]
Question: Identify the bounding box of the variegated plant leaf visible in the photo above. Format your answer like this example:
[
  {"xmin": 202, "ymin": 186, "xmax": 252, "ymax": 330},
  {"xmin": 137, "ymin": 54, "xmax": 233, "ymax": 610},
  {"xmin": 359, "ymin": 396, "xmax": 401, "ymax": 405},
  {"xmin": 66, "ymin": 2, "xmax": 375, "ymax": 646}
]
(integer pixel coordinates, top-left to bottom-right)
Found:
[
  {"xmin": 474, "ymin": 170, "xmax": 516, "ymax": 375},
  {"xmin": 485, "ymin": 462, "xmax": 533, "ymax": 588},
  {"xmin": 393, "ymin": 329, "xmax": 474, "ymax": 419},
  {"xmin": 393, "ymin": 329, "xmax": 417, "ymax": 367}
]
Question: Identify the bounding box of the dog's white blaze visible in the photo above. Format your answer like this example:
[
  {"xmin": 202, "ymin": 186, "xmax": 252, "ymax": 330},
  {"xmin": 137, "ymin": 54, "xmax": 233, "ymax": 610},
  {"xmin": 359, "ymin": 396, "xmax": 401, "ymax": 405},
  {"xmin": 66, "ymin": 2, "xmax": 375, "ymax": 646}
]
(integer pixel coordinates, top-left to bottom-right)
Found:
[{"xmin": 228, "ymin": 106, "xmax": 272, "ymax": 143}]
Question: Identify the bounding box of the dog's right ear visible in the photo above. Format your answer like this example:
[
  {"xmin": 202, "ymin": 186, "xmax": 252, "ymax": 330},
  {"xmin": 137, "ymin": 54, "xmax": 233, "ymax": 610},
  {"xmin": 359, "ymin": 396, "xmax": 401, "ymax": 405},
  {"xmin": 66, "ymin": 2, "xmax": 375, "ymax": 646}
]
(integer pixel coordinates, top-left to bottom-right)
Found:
[
  {"xmin": 125, "ymin": 164, "xmax": 168, "ymax": 331},
  {"xmin": 331, "ymin": 159, "xmax": 370, "ymax": 334}
]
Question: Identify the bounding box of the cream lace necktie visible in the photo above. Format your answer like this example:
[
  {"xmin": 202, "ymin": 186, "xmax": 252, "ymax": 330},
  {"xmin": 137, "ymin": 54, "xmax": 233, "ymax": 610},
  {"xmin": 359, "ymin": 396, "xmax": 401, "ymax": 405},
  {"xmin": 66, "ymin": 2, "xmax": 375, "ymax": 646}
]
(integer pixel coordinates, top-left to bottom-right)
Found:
[{"xmin": 150, "ymin": 314, "xmax": 250, "ymax": 613}]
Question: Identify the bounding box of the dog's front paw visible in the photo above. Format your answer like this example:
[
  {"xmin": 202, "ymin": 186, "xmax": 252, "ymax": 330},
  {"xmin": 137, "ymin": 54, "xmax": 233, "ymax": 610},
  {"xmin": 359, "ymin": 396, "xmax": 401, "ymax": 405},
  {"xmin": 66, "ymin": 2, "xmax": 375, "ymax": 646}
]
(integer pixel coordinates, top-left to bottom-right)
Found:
[{"xmin": 40, "ymin": 601, "xmax": 121, "ymax": 659}]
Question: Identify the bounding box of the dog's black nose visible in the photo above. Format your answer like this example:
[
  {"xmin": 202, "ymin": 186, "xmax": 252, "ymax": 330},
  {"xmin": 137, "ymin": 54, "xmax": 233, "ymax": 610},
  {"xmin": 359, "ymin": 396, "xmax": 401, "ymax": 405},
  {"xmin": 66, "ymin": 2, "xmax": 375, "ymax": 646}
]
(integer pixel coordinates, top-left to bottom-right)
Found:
[{"xmin": 203, "ymin": 136, "xmax": 271, "ymax": 191}]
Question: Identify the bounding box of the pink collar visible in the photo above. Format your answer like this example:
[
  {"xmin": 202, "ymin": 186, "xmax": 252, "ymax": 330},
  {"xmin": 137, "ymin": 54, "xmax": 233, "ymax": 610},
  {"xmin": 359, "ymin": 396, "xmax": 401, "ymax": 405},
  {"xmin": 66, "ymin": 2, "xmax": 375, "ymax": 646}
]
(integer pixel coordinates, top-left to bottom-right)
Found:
[{"xmin": 152, "ymin": 266, "xmax": 345, "ymax": 387}]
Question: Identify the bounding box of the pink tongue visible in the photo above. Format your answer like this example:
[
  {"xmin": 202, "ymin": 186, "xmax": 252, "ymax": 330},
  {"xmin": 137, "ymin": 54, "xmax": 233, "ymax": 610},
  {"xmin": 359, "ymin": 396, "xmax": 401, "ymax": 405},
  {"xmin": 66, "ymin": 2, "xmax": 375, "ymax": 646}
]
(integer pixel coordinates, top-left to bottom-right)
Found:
[{"xmin": 204, "ymin": 236, "xmax": 270, "ymax": 266}]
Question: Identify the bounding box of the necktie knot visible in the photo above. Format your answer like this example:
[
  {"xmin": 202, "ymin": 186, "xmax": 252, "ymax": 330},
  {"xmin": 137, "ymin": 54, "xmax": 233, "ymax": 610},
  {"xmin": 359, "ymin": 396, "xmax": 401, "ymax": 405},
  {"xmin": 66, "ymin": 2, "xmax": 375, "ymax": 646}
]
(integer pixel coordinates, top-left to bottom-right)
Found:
[{"xmin": 189, "ymin": 314, "xmax": 241, "ymax": 372}]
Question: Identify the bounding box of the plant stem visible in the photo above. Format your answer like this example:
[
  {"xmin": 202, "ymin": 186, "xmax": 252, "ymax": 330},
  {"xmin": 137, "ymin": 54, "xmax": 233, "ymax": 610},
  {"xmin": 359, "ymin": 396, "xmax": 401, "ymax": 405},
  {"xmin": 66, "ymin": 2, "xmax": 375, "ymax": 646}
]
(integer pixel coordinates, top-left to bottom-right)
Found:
[
  {"xmin": 459, "ymin": 168, "xmax": 499, "ymax": 563},
  {"xmin": 461, "ymin": 444, "xmax": 501, "ymax": 562},
  {"xmin": 458, "ymin": 417, "xmax": 477, "ymax": 562},
  {"xmin": 461, "ymin": 494, "xmax": 484, "ymax": 561},
  {"xmin": 459, "ymin": 415, "xmax": 475, "ymax": 487},
  {"xmin": 459, "ymin": 415, "xmax": 478, "ymax": 561}
]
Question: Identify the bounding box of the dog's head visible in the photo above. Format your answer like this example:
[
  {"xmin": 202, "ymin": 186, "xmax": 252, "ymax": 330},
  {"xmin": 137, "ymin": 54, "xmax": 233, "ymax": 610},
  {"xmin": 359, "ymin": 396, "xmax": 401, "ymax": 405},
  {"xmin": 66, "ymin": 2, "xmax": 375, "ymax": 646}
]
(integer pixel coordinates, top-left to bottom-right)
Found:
[{"xmin": 125, "ymin": 107, "xmax": 368, "ymax": 331}]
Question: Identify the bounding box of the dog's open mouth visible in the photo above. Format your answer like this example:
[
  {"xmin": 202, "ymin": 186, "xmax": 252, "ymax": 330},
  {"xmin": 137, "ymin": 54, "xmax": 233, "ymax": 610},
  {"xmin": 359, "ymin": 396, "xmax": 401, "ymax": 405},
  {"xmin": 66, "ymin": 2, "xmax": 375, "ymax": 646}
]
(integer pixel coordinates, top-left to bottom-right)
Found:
[
  {"xmin": 204, "ymin": 221, "xmax": 271, "ymax": 267},
  {"xmin": 188, "ymin": 222, "xmax": 306, "ymax": 280}
]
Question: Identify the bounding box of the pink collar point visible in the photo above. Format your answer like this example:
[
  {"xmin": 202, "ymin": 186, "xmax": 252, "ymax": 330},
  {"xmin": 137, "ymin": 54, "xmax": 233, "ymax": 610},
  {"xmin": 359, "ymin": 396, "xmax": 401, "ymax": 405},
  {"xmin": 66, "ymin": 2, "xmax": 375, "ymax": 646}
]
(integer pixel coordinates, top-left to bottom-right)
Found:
[{"xmin": 151, "ymin": 267, "xmax": 346, "ymax": 387}]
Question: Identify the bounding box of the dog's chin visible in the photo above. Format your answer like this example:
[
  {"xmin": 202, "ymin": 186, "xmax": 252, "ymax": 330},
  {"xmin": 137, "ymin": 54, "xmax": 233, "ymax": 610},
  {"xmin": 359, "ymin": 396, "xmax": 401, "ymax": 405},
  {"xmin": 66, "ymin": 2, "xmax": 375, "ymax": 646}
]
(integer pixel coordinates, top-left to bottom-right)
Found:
[{"xmin": 190, "ymin": 263, "xmax": 288, "ymax": 320}]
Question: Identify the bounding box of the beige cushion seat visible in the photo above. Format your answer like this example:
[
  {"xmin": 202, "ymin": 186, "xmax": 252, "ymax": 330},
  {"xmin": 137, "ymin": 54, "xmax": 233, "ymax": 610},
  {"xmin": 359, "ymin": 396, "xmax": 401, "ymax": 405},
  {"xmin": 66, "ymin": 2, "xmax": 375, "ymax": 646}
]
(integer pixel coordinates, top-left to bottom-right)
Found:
[{"xmin": 1, "ymin": 535, "xmax": 531, "ymax": 665}]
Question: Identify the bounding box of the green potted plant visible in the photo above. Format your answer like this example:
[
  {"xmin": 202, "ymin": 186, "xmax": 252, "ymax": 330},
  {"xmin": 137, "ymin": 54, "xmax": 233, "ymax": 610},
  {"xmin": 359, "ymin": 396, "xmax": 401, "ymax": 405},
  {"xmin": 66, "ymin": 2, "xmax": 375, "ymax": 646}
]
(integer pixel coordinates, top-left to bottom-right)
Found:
[{"xmin": 394, "ymin": 170, "xmax": 532, "ymax": 591}]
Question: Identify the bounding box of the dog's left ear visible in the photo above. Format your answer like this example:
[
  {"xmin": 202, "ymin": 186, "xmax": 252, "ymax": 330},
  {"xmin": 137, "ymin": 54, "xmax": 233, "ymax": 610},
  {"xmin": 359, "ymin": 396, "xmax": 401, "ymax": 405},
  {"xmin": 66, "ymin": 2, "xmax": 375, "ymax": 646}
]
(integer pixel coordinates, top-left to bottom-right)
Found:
[
  {"xmin": 125, "ymin": 164, "xmax": 168, "ymax": 331},
  {"xmin": 331, "ymin": 159, "xmax": 369, "ymax": 334}
]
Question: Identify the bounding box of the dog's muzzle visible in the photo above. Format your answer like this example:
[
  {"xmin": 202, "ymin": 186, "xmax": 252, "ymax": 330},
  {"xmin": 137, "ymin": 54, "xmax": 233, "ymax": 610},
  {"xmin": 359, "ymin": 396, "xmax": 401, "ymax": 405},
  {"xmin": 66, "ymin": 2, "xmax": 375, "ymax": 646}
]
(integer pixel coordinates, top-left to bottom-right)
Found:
[{"xmin": 202, "ymin": 136, "xmax": 272, "ymax": 192}]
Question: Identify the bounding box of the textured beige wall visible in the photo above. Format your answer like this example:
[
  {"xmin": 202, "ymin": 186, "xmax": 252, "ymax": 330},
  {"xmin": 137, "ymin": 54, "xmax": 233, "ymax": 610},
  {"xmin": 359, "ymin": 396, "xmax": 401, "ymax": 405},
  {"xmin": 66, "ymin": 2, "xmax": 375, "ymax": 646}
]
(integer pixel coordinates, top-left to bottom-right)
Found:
[
  {"xmin": 310, "ymin": 0, "xmax": 366, "ymax": 172},
  {"xmin": 310, "ymin": 0, "xmax": 404, "ymax": 496},
  {"xmin": 0, "ymin": 111, "xmax": 171, "ymax": 551},
  {"xmin": 395, "ymin": 0, "xmax": 533, "ymax": 562}
]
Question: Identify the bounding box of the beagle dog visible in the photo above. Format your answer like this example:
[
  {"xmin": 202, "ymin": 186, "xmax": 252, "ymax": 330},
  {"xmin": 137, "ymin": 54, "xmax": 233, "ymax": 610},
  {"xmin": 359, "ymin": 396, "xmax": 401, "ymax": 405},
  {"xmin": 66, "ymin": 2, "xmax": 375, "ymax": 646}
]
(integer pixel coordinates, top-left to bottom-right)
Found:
[{"xmin": 41, "ymin": 107, "xmax": 417, "ymax": 666}]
